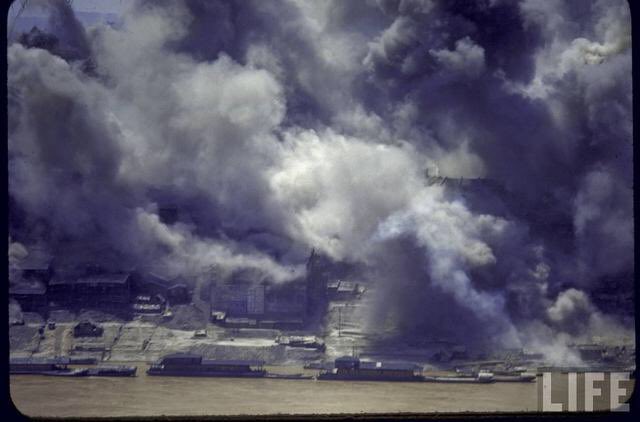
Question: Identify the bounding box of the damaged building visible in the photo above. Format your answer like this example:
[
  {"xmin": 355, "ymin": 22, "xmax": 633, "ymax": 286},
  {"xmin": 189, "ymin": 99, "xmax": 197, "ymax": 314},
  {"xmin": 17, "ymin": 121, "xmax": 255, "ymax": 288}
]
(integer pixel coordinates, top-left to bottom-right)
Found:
[
  {"xmin": 209, "ymin": 249, "xmax": 364, "ymax": 329},
  {"xmin": 131, "ymin": 272, "xmax": 191, "ymax": 305},
  {"xmin": 305, "ymin": 249, "xmax": 363, "ymax": 325},
  {"xmin": 13, "ymin": 250, "xmax": 54, "ymax": 284},
  {"xmin": 209, "ymin": 267, "xmax": 307, "ymax": 329},
  {"xmin": 9, "ymin": 281, "xmax": 47, "ymax": 313},
  {"xmin": 48, "ymin": 272, "xmax": 131, "ymax": 307},
  {"xmin": 8, "ymin": 249, "xmax": 54, "ymax": 314},
  {"xmin": 326, "ymin": 280, "xmax": 364, "ymax": 300},
  {"xmin": 132, "ymin": 294, "xmax": 166, "ymax": 314}
]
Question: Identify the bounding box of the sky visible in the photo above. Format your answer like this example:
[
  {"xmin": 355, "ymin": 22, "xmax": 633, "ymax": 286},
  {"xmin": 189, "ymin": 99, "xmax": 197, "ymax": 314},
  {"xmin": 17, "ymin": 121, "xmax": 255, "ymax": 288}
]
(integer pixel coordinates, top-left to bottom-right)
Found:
[{"xmin": 7, "ymin": 0, "xmax": 633, "ymax": 362}]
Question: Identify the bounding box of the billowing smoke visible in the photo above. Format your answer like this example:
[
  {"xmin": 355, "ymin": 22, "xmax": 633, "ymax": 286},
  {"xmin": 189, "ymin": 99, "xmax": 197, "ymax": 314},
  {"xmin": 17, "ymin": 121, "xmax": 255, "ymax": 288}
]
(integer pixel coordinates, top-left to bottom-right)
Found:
[{"xmin": 8, "ymin": 0, "xmax": 633, "ymax": 359}]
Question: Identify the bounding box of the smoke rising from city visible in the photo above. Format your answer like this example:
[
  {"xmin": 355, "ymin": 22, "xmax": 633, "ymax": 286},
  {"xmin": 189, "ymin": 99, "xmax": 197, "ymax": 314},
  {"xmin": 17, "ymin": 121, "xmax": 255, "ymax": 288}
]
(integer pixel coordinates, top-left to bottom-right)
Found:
[{"xmin": 8, "ymin": 0, "xmax": 633, "ymax": 360}]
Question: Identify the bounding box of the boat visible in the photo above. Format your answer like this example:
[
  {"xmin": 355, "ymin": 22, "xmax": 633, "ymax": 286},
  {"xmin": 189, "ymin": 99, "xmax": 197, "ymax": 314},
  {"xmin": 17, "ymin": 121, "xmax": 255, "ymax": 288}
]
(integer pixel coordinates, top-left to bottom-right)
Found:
[
  {"xmin": 69, "ymin": 356, "xmax": 98, "ymax": 365},
  {"xmin": 265, "ymin": 373, "xmax": 314, "ymax": 380},
  {"xmin": 489, "ymin": 368, "xmax": 536, "ymax": 382},
  {"xmin": 86, "ymin": 365, "xmax": 137, "ymax": 377},
  {"xmin": 304, "ymin": 362, "xmax": 331, "ymax": 370},
  {"xmin": 41, "ymin": 368, "xmax": 90, "ymax": 377},
  {"xmin": 317, "ymin": 356, "xmax": 424, "ymax": 382},
  {"xmin": 147, "ymin": 353, "xmax": 266, "ymax": 377},
  {"xmin": 10, "ymin": 357, "xmax": 89, "ymax": 377},
  {"xmin": 422, "ymin": 372, "xmax": 495, "ymax": 383},
  {"xmin": 492, "ymin": 373, "xmax": 536, "ymax": 382},
  {"xmin": 455, "ymin": 368, "xmax": 535, "ymax": 383}
]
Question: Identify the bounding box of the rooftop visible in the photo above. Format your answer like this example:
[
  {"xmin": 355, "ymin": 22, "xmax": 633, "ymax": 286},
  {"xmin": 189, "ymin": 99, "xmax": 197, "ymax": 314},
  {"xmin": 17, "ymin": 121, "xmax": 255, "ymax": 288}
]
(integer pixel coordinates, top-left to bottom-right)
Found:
[
  {"xmin": 337, "ymin": 281, "xmax": 357, "ymax": 292},
  {"xmin": 50, "ymin": 273, "xmax": 130, "ymax": 286},
  {"xmin": 145, "ymin": 272, "xmax": 171, "ymax": 285}
]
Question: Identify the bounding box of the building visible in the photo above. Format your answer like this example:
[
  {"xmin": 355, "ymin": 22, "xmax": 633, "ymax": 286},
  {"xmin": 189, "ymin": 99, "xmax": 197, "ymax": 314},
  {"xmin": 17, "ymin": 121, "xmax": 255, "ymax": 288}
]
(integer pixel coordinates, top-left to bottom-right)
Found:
[
  {"xmin": 132, "ymin": 294, "xmax": 166, "ymax": 314},
  {"xmin": 327, "ymin": 280, "xmax": 363, "ymax": 300},
  {"xmin": 211, "ymin": 311, "xmax": 227, "ymax": 323},
  {"xmin": 264, "ymin": 282, "xmax": 306, "ymax": 318},
  {"xmin": 131, "ymin": 272, "xmax": 191, "ymax": 305},
  {"xmin": 49, "ymin": 272, "xmax": 131, "ymax": 306},
  {"xmin": 14, "ymin": 250, "xmax": 54, "ymax": 285},
  {"xmin": 305, "ymin": 249, "xmax": 329, "ymax": 322},
  {"xmin": 210, "ymin": 268, "xmax": 264, "ymax": 318},
  {"xmin": 305, "ymin": 249, "xmax": 362, "ymax": 324},
  {"xmin": 131, "ymin": 272, "xmax": 170, "ymax": 296},
  {"xmin": 225, "ymin": 317, "xmax": 258, "ymax": 328},
  {"xmin": 9, "ymin": 281, "xmax": 47, "ymax": 312},
  {"xmin": 209, "ymin": 267, "xmax": 307, "ymax": 328},
  {"xmin": 573, "ymin": 344, "xmax": 605, "ymax": 362},
  {"xmin": 167, "ymin": 283, "xmax": 190, "ymax": 304},
  {"xmin": 211, "ymin": 279, "xmax": 264, "ymax": 317},
  {"xmin": 209, "ymin": 251, "xmax": 365, "ymax": 328}
]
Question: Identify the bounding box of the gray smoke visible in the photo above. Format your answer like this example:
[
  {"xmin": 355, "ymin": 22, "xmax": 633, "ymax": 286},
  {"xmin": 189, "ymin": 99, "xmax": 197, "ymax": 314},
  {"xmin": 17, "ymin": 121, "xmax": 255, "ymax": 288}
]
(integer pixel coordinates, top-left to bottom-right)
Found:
[{"xmin": 8, "ymin": 0, "xmax": 633, "ymax": 360}]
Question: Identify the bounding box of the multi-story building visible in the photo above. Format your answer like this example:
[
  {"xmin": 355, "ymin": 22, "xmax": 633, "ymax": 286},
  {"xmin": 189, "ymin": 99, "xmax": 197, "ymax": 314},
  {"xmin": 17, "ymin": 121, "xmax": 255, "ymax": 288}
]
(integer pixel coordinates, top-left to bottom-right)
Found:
[
  {"xmin": 9, "ymin": 281, "xmax": 47, "ymax": 312},
  {"xmin": 49, "ymin": 272, "xmax": 131, "ymax": 306},
  {"xmin": 210, "ymin": 267, "xmax": 307, "ymax": 328}
]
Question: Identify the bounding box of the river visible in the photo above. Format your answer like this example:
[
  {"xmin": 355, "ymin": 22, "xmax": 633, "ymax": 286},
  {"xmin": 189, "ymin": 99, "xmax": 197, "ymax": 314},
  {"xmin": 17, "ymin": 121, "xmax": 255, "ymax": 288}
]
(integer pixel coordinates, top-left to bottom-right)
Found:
[{"xmin": 10, "ymin": 363, "xmax": 541, "ymax": 417}]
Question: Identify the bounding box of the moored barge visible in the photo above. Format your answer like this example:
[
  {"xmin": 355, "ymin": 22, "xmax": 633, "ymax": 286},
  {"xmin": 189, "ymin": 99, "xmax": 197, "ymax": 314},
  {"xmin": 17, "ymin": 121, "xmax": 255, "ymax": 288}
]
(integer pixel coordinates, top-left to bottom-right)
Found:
[
  {"xmin": 41, "ymin": 368, "xmax": 89, "ymax": 377},
  {"xmin": 147, "ymin": 353, "xmax": 266, "ymax": 377},
  {"xmin": 86, "ymin": 365, "xmax": 137, "ymax": 377},
  {"xmin": 10, "ymin": 357, "xmax": 87, "ymax": 377},
  {"xmin": 492, "ymin": 374, "xmax": 536, "ymax": 382},
  {"xmin": 317, "ymin": 356, "xmax": 424, "ymax": 382},
  {"xmin": 422, "ymin": 373, "xmax": 495, "ymax": 383},
  {"xmin": 265, "ymin": 373, "xmax": 314, "ymax": 380},
  {"xmin": 454, "ymin": 368, "xmax": 533, "ymax": 383}
]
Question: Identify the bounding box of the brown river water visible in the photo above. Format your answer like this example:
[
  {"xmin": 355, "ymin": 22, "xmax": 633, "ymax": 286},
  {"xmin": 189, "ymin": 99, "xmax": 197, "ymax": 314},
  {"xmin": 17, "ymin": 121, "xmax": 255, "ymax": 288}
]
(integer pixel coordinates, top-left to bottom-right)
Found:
[{"xmin": 10, "ymin": 363, "xmax": 541, "ymax": 417}]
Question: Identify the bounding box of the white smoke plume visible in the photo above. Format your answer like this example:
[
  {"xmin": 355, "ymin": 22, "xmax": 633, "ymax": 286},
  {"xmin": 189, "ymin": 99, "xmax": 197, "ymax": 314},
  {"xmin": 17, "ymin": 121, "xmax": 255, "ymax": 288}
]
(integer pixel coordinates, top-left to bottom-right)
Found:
[{"xmin": 7, "ymin": 0, "xmax": 633, "ymax": 358}]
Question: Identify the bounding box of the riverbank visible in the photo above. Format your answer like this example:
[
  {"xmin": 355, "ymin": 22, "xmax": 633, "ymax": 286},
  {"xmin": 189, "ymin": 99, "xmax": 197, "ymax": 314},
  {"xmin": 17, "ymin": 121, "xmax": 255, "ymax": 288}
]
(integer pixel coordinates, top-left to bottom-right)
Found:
[{"xmin": 10, "ymin": 317, "xmax": 325, "ymax": 365}]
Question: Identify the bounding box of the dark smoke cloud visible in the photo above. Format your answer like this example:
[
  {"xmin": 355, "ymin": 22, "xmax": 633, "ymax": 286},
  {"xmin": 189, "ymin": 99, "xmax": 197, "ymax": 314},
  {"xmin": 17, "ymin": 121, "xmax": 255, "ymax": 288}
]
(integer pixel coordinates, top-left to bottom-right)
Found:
[{"xmin": 8, "ymin": 0, "xmax": 632, "ymax": 360}]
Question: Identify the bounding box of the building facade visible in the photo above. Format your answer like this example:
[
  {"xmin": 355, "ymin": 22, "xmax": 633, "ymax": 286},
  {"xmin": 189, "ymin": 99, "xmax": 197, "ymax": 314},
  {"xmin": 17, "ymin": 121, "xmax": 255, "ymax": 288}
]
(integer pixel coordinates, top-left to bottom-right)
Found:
[{"xmin": 49, "ymin": 273, "xmax": 131, "ymax": 306}]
